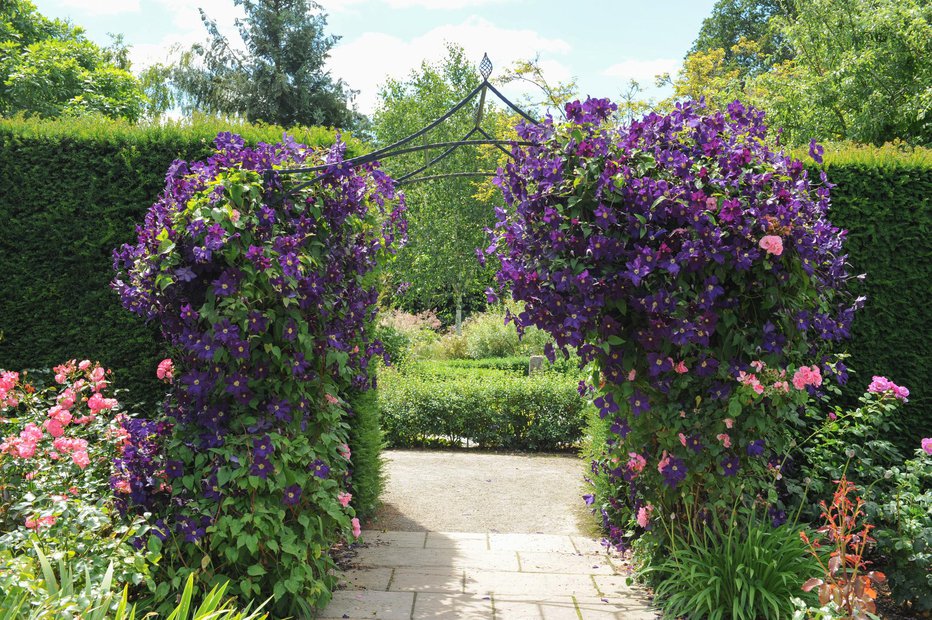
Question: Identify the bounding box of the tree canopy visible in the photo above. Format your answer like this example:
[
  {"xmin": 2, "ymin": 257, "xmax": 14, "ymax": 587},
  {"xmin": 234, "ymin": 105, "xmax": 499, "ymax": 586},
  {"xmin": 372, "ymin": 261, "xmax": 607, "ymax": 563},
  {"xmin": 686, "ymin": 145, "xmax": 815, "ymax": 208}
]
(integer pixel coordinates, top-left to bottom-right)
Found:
[
  {"xmin": 170, "ymin": 0, "xmax": 361, "ymax": 129},
  {"xmin": 0, "ymin": 0, "xmax": 146, "ymax": 121},
  {"xmin": 670, "ymin": 0, "xmax": 931, "ymax": 146}
]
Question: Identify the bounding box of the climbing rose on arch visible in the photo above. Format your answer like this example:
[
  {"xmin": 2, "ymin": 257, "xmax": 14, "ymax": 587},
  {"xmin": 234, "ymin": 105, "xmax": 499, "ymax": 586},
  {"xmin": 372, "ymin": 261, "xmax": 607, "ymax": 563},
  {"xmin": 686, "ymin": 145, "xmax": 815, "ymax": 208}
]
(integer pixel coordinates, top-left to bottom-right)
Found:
[{"xmin": 489, "ymin": 98, "xmax": 858, "ymax": 547}]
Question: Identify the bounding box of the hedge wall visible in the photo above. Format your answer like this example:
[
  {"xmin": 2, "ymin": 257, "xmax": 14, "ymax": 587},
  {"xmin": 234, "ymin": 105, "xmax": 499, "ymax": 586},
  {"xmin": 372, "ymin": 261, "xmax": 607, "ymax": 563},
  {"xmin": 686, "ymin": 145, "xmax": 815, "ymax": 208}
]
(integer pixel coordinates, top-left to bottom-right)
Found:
[
  {"xmin": 809, "ymin": 144, "xmax": 932, "ymax": 436},
  {"xmin": 379, "ymin": 362, "xmax": 587, "ymax": 450},
  {"xmin": 0, "ymin": 114, "xmax": 359, "ymax": 408}
]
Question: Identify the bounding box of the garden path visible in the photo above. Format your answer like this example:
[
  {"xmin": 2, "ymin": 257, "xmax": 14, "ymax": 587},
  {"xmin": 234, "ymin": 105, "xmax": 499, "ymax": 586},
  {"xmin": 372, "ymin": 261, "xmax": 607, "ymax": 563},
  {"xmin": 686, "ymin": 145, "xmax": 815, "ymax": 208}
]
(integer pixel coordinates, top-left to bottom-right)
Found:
[{"xmin": 320, "ymin": 450, "xmax": 657, "ymax": 619}]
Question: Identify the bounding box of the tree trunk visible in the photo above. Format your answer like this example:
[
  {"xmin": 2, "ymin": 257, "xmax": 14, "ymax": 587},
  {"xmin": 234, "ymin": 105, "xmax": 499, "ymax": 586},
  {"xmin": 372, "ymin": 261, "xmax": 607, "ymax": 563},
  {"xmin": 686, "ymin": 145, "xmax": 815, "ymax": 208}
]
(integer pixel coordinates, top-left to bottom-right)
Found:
[{"xmin": 454, "ymin": 287, "xmax": 463, "ymax": 335}]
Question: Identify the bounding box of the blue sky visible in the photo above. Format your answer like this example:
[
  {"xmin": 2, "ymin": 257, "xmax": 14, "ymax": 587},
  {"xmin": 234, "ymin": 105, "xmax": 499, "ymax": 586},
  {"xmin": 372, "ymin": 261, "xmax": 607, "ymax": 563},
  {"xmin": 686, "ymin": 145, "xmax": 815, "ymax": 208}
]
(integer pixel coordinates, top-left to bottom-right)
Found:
[{"xmin": 32, "ymin": 0, "xmax": 717, "ymax": 115}]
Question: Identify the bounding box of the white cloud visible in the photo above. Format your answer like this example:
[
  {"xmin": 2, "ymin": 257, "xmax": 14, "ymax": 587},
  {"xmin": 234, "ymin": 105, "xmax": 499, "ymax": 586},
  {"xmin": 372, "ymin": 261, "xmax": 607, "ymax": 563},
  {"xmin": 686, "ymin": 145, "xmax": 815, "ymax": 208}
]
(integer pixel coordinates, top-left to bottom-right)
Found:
[
  {"xmin": 319, "ymin": 0, "xmax": 509, "ymax": 12},
  {"xmin": 56, "ymin": 0, "xmax": 140, "ymax": 15},
  {"xmin": 327, "ymin": 15, "xmax": 572, "ymax": 114},
  {"xmin": 126, "ymin": 0, "xmax": 246, "ymax": 70},
  {"xmin": 602, "ymin": 58, "xmax": 680, "ymax": 85}
]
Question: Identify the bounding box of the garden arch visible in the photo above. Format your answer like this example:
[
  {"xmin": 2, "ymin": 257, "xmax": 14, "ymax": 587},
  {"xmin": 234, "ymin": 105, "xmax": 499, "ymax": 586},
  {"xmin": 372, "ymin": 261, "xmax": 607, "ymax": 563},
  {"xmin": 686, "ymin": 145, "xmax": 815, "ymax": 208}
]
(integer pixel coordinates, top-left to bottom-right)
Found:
[{"xmin": 268, "ymin": 54, "xmax": 540, "ymax": 194}]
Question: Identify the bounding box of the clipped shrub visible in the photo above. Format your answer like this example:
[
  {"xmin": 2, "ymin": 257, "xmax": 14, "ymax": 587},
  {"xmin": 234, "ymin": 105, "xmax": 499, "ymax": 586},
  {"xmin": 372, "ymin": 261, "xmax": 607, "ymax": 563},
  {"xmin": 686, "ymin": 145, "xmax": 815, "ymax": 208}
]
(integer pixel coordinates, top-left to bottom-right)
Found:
[
  {"xmin": 378, "ymin": 363, "xmax": 586, "ymax": 450},
  {"xmin": 489, "ymin": 98, "xmax": 859, "ymax": 548},
  {"xmin": 0, "ymin": 114, "xmax": 359, "ymax": 409},
  {"xmin": 805, "ymin": 144, "xmax": 932, "ymax": 438},
  {"xmin": 345, "ymin": 389, "xmax": 384, "ymax": 519},
  {"xmin": 111, "ymin": 133, "xmax": 404, "ymax": 614}
]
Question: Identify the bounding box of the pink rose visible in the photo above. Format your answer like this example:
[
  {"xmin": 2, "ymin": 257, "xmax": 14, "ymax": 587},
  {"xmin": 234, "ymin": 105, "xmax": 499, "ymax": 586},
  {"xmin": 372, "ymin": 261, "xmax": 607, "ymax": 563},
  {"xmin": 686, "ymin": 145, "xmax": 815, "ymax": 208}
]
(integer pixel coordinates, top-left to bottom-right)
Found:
[
  {"xmin": 627, "ymin": 369, "xmax": 637, "ymax": 381},
  {"xmin": 628, "ymin": 452, "xmax": 647, "ymax": 475},
  {"xmin": 230, "ymin": 209, "xmax": 241, "ymax": 223},
  {"xmin": 90, "ymin": 367, "xmax": 105, "ymax": 382},
  {"xmin": 78, "ymin": 360, "xmax": 91, "ymax": 371},
  {"xmin": 156, "ymin": 359, "xmax": 174, "ymax": 383},
  {"xmin": 338, "ymin": 492, "xmax": 352, "ymax": 507},
  {"xmin": 724, "ymin": 418, "xmax": 734, "ymax": 429},
  {"xmin": 921, "ymin": 438, "xmax": 932, "ymax": 456},
  {"xmin": 44, "ymin": 419, "xmax": 64, "ymax": 438},
  {"xmin": 351, "ymin": 517, "xmax": 361, "ymax": 538},
  {"xmin": 17, "ymin": 442, "xmax": 37, "ymax": 459},
  {"xmin": 87, "ymin": 393, "xmax": 118, "ymax": 413},
  {"xmin": 338, "ymin": 443, "xmax": 351, "ymax": 460},
  {"xmin": 678, "ymin": 433, "xmax": 687, "ymax": 447},
  {"xmin": 72, "ymin": 451, "xmax": 90, "ymax": 469},
  {"xmin": 636, "ymin": 504, "xmax": 653, "ymax": 528},
  {"xmin": 792, "ymin": 365, "xmax": 821, "ymax": 390},
  {"xmin": 759, "ymin": 235, "xmax": 784, "ymax": 256},
  {"xmin": 716, "ymin": 433, "xmax": 732, "ymax": 448},
  {"xmin": 674, "ymin": 361, "xmax": 688, "ymax": 374}
]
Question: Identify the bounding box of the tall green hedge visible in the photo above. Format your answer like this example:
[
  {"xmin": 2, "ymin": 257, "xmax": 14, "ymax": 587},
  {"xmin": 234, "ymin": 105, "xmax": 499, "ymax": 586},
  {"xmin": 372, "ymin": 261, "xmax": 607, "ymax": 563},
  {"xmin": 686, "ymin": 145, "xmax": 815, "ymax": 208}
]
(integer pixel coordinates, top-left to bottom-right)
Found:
[
  {"xmin": 808, "ymin": 144, "xmax": 932, "ymax": 436},
  {"xmin": 0, "ymin": 114, "xmax": 359, "ymax": 408}
]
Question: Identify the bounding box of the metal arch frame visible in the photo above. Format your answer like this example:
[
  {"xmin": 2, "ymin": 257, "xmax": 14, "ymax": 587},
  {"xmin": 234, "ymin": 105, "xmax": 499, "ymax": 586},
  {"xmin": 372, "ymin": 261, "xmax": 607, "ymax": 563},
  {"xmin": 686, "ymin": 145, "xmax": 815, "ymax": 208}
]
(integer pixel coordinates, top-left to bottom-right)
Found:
[{"xmin": 265, "ymin": 53, "xmax": 540, "ymax": 196}]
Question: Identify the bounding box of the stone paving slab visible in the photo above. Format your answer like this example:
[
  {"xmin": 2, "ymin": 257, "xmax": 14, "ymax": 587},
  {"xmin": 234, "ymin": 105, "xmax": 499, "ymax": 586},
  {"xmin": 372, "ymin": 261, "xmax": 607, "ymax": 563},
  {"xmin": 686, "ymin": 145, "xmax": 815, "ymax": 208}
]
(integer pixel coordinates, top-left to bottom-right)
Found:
[{"xmin": 323, "ymin": 452, "xmax": 656, "ymax": 619}]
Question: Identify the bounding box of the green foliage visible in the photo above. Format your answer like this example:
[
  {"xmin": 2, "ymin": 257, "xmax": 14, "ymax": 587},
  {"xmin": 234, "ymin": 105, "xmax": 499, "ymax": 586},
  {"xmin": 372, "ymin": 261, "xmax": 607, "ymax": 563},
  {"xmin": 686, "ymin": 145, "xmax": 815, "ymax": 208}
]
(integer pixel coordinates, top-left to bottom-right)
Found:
[
  {"xmin": 647, "ymin": 509, "xmax": 821, "ymax": 620},
  {"xmin": 459, "ymin": 306, "xmax": 552, "ymax": 360},
  {"xmin": 0, "ymin": 562, "xmax": 269, "ymax": 620},
  {"xmin": 378, "ymin": 363, "xmax": 585, "ymax": 450},
  {"xmin": 169, "ymin": 0, "xmax": 361, "ymax": 129},
  {"xmin": 805, "ymin": 148, "xmax": 932, "ymax": 434},
  {"xmin": 873, "ymin": 449, "xmax": 932, "ymax": 611},
  {"xmin": 345, "ymin": 389, "xmax": 384, "ymax": 519},
  {"xmin": 0, "ymin": 115, "xmax": 355, "ymax": 410},
  {"xmin": 689, "ymin": 0, "xmax": 792, "ymax": 75},
  {"xmin": 373, "ymin": 44, "xmax": 503, "ymax": 329},
  {"xmin": 791, "ymin": 390, "xmax": 931, "ymax": 611},
  {"xmin": 672, "ymin": 0, "xmax": 932, "ymax": 146},
  {"xmin": 0, "ymin": 0, "xmax": 146, "ymax": 121}
]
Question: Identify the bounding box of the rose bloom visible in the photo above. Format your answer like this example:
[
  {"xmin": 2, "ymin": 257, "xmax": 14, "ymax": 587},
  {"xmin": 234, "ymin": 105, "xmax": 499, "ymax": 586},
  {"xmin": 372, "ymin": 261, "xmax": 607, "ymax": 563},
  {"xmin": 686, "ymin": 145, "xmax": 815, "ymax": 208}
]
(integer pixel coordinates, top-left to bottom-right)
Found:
[
  {"xmin": 716, "ymin": 433, "xmax": 732, "ymax": 448},
  {"xmin": 351, "ymin": 517, "xmax": 362, "ymax": 538},
  {"xmin": 156, "ymin": 358, "xmax": 174, "ymax": 383},
  {"xmin": 338, "ymin": 492, "xmax": 352, "ymax": 507},
  {"xmin": 636, "ymin": 504, "xmax": 653, "ymax": 528},
  {"xmin": 72, "ymin": 450, "xmax": 90, "ymax": 469},
  {"xmin": 759, "ymin": 235, "xmax": 784, "ymax": 256},
  {"xmin": 922, "ymin": 438, "xmax": 932, "ymax": 455}
]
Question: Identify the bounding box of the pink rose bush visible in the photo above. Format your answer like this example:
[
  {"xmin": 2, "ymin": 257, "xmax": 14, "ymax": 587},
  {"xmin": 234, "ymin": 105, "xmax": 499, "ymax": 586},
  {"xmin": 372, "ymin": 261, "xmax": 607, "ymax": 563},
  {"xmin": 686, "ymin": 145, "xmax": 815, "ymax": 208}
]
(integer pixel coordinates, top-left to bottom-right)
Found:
[
  {"xmin": 0, "ymin": 361, "xmax": 156, "ymax": 590},
  {"xmin": 867, "ymin": 375, "xmax": 909, "ymax": 402},
  {"xmin": 0, "ymin": 361, "xmax": 123, "ymax": 499}
]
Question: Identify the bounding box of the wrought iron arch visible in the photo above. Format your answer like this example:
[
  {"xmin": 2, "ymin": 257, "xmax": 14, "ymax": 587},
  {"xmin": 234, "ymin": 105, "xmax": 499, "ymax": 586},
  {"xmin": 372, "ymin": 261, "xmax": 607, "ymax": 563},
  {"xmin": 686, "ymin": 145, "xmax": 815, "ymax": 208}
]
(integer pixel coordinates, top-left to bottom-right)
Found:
[{"xmin": 267, "ymin": 54, "xmax": 540, "ymax": 197}]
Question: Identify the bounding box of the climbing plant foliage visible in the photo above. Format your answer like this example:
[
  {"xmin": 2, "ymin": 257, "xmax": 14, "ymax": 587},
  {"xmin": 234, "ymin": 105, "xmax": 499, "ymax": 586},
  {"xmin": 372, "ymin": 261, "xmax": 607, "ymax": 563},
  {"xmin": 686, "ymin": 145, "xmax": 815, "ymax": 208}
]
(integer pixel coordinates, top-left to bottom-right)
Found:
[
  {"xmin": 490, "ymin": 99, "xmax": 859, "ymax": 544},
  {"xmin": 112, "ymin": 133, "xmax": 406, "ymax": 613}
]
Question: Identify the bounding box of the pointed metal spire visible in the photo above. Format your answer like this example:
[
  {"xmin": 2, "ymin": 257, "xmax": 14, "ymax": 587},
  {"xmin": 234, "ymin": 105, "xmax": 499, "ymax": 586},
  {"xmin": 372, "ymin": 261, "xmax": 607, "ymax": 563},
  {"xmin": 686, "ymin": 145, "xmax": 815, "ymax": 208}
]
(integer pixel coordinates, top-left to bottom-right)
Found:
[{"xmin": 479, "ymin": 53, "xmax": 493, "ymax": 81}]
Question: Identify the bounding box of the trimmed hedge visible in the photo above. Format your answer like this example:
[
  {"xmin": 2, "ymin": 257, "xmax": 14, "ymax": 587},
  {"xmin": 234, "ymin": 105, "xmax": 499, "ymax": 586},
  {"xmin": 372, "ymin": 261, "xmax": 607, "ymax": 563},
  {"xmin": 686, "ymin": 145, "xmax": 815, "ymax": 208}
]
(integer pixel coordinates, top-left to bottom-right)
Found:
[
  {"xmin": 346, "ymin": 389, "xmax": 385, "ymax": 518},
  {"xmin": 808, "ymin": 144, "xmax": 932, "ymax": 436},
  {"xmin": 441, "ymin": 355, "xmax": 583, "ymax": 376},
  {"xmin": 378, "ymin": 362, "xmax": 586, "ymax": 450},
  {"xmin": 0, "ymin": 114, "xmax": 359, "ymax": 408}
]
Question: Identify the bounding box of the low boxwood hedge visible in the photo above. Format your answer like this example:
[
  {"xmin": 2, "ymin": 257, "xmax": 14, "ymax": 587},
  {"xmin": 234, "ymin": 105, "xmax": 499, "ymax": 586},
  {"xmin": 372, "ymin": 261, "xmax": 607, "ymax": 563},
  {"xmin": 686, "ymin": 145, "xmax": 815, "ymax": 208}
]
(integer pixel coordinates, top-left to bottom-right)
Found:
[{"xmin": 378, "ymin": 362, "xmax": 587, "ymax": 450}]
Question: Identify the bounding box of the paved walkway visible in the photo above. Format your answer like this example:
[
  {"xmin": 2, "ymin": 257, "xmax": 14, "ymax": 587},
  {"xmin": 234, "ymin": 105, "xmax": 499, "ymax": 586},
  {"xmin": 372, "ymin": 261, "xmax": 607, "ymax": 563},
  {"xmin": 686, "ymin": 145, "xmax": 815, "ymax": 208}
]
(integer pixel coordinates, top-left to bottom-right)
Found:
[{"xmin": 321, "ymin": 451, "xmax": 656, "ymax": 619}]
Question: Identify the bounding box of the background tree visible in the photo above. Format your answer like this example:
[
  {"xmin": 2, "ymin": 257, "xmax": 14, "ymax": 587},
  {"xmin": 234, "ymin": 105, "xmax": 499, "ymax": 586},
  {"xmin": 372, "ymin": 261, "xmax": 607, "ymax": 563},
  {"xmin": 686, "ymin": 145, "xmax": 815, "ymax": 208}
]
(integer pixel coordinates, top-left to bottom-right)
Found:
[
  {"xmin": 689, "ymin": 0, "xmax": 792, "ymax": 76},
  {"xmin": 373, "ymin": 44, "xmax": 504, "ymax": 332},
  {"xmin": 170, "ymin": 0, "xmax": 361, "ymax": 129},
  {"xmin": 0, "ymin": 0, "xmax": 146, "ymax": 121},
  {"xmin": 667, "ymin": 0, "xmax": 931, "ymax": 146}
]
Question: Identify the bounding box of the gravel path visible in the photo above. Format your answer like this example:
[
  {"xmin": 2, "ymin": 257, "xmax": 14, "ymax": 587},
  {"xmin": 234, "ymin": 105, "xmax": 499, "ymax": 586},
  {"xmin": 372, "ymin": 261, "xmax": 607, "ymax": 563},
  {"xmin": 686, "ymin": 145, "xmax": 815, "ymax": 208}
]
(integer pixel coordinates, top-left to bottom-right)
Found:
[{"xmin": 364, "ymin": 449, "xmax": 591, "ymax": 534}]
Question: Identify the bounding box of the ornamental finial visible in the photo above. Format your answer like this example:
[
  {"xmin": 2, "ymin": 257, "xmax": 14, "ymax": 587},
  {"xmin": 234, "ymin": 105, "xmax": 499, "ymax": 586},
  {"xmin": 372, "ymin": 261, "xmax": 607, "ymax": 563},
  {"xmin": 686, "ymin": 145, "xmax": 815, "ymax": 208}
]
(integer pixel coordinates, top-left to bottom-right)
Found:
[{"xmin": 479, "ymin": 53, "xmax": 493, "ymax": 80}]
